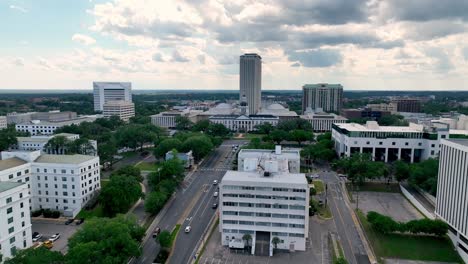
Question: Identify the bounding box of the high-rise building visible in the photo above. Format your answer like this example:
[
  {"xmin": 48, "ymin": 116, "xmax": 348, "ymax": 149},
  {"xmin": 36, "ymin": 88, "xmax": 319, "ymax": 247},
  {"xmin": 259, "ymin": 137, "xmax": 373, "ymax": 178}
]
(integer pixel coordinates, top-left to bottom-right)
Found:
[
  {"xmin": 240, "ymin": 54, "xmax": 262, "ymax": 115},
  {"xmin": 103, "ymin": 100, "xmax": 135, "ymax": 122},
  {"xmin": 93, "ymin": 82, "xmax": 132, "ymax": 111},
  {"xmin": 302, "ymin": 83, "xmax": 343, "ymax": 113},
  {"xmin": 436, "ymin": 139, "xmax": 468, "ymax": 263},
  {"xmin": 391, "ymin": 98, "xmax": 422, "ymax": 113}
]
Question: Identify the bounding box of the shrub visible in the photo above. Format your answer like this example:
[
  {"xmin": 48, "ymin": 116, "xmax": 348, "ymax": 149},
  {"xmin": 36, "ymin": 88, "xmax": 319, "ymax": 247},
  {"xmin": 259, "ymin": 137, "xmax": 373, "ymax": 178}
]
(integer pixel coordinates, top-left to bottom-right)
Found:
[
  {"xmin": 366, "ymin": 211, "xmax": 400, "ymax": 234},
  {"xmin": 31, "ymin": 209, "xmax": 43, "ymax": 217},
  {"xmin": 154, "ymin": 248, "xmax": 170, "ymax": 263},
  {"xmin": 51, "ymin": 210, "xmax": 61, "ymax": 218},
  {"xmin": 310, "ymin": 187, "xmax": 317, "ymax": 196}
]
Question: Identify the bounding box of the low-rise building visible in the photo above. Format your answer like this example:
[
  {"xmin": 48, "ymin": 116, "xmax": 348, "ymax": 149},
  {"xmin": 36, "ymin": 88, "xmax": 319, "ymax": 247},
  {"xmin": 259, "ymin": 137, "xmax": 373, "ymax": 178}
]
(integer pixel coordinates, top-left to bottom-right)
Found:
[
  {"xmin": 6, "ymin": 112, "xmax": 36, "ymax": 125},
  {"xmin": 238, "ymin": 146, "xmax": 300, "ymax": 173},
  {"xmin": 332, "ymin": 121, "xmax": 448, "ymax": 162},
  {"xmin": 341, "ymin": 108, "xmax": 391, "ymax": 121},
  {"xmin": 0, "ymin": 116, "xmax": 7, "ymax": 129},
  {"xmin": 151, "ymin": 109, "xmax": 203, "ymax": 128},
  {"xmin": 435, "ymin": 139, "xmax": 468, "ymax": 263},
  {"xmin": 103, "ymin": 100, "xmax": 135, "ymax": 122},
  {"xmin": 300, "ymin": 111, "xmax": 347, "ymax": 132},
  {"xmin": 366, "ymin": 103, "xmax": 398, "ymax": 113},
  {"xmin": 219, "ymin": 169, "xmax": 309, "ymax": 256},
  {"xmin": 165, "ymin": 150, "xmax": 194, "ymax": 168},
  {"xmin": 0, "ymin": 182, "xmax": 32, "ymax": 260},
  {"xmin": 15, "ymin": 116, "xmax": 97, "ymax": 136},
  {"xmin": 209, "ymin": 115, "xmax": 279, "ymax": 132}
]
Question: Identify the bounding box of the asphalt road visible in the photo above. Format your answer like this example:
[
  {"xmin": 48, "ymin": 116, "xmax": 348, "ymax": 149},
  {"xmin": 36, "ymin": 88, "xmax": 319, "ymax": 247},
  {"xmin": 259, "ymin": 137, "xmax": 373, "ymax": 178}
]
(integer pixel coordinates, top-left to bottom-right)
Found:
[
  {"xmin": 134, "ymin": 140, "xmax": 248, "ymax": 264},
  {"xmin": 319, "ymin": 168, "xmax": 370, "ymax": 264}
]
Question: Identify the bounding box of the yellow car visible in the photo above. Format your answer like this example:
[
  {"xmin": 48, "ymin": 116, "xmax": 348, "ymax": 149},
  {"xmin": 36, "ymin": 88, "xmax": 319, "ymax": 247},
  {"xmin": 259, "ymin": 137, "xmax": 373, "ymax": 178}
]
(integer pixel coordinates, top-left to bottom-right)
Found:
[{"xmin": 43, "ymin": 240, "xmax": 53, "ymax": 249}]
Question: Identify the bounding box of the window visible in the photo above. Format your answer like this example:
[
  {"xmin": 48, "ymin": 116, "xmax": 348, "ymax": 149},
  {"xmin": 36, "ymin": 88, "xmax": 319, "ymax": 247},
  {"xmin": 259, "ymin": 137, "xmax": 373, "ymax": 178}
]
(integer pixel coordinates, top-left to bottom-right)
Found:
[
  {"xmin": 289, "ymin": 205, "xmax": 305, "ymax": 210},
  {"xmin": 8, "ymin": 227, "xmax": 14, "ymax": 234},
  {"xmin": 44, "ymin": 169, "xmax": 47, "ymax": 173},
  {"xmin": 392, "ymin": 142, "xmax": 396, "ymax": 145},
  {"xmin": 223, "ymin": 220, "xmax": 238, "ymax": 224},
  {"xmin": 17, "ymin": 172, "xmax": 21, "ymax": 176},
  {"xmin": 366, "ymin": 141, "xmax": 370, "ymax": 145},
  {"xmin": 405, "ymin": 142, "xmax": 409, "ymax": 146},
  {"xmin": 239, "ymin": 211, "xmax": 254, "ymax": 216},
  {"xmin": 272, "ymin": 222, "xmax": 288, "ymax": 227},
  {"xmin": 418, "ymin": 143, "xmax": 422, "ymax": 146},
  {"xmin": 20, "ymin": 202, "xmax": 24, "ymax": 208},
  {"xmin": 63, "ymin": 184, "xmax": 67, "ymax": 189},
  {"xmin": 7, "ymin": 207, "xmax": 13, "ymax": 214},
  {"xmin": 54, "ymin": 176, "xmax": 57, "ymax": 181},
  {"xmin": 38, "ymin": 183, "xmax": 41, "ymax": 188},
  {"xmin": 239, "ymin": 221, "xmax": 254, "ymax": 225},
  {"xmin": 441, "ymin": 135, "xmax": 446, "ymax": 138},
  {"xmin": 379, "ymin": 142, "xmax": 383, "ymax": 145},
  {"xmin": 21, "ymin": 221, "xmax": 25, "ymax": 227},
  {"xmin": 10, "ymin": 237, "xmax": 15, "ymax": 244},
  {"xmin": 61, "ymin": 170, "xmax": 66, "ymax": 174},
  {"xmin": 25, "ymin": 169, "xmax": 29, "ymax": 174},
  {"xmin": 63, "ymin": 192, "xmax": 68, "ymax": 196},
  {"xmin": 8, "ymin": 217, "xmax": 13, "ymax": 224},
  {"xmin": 21, "ymin": 212, "xmax": 24, "ymax": 218},
  {"xmin": 223, "ymin": 211, "xmax": 238, "ymax": 216},
  {"xmin": 9, "ymin": 174, "xmax": 13, "ymax": 179},
  {"xmin": 6, "ymin": 197, "xmax": 12, "ymax": 204},
  {"xmin": 431, "ymin": 144, "xmax": 435, "ymax": 147},
  {"xmin": 289, "ymin": 224, "xmax": 305, "ymax": 228}
]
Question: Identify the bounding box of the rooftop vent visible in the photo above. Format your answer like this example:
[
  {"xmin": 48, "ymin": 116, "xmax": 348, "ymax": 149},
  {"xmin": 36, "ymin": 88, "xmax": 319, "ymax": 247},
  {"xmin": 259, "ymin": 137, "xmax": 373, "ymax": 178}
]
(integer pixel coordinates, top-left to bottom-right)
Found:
[{"xmin": 264, "ymin": 171, "xmax": 270, "ymax": 177}]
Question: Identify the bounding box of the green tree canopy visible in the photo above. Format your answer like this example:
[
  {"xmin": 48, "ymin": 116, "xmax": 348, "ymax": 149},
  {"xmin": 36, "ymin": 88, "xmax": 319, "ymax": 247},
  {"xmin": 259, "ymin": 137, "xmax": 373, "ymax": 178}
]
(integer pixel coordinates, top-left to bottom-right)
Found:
[
  {"xmin": 181, "ymin": 135, "xmax": 214, "ymax": 160},
  {"xmin": 288, "ymin": 129, "xmax": 314, "ymax": 146},
  {"xmin": 158, "ymin": 230, "xmax": 172, "ymax": 248},
  {"xmin": 154, "ymin": 138, "xmax": 182, "ymax": 158},
  {"xmin": 269, "ymin": 129, "xmax": 289, "ymax": 144},
  {"xmin": 99, "ymin": 174, "xmax": 142, "ymax": 217},
  {"xmin": 111, "ymin": 165, "xmax": 143, "ymax": 182},
  {"xmin": 0, "ymin": 125, "xmax": 20, "ymax": 151},
  {"xmin": 175, "ymin": 116, "xmax": 193, "ymax": 131},
  {"xmin": 4, "ymin": 247, "xmax": 64, "ymax": 264},
  {"xmin": 145, "ymin": 191, "xmax": 168, "ymax": 215}
]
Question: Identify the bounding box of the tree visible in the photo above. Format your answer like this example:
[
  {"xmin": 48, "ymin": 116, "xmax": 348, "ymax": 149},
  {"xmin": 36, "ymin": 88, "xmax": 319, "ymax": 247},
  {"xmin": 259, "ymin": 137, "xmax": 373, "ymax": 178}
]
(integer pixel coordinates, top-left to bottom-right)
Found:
[
  {"xmin": 154, "ymin": 138, "xmax": 182, "ymax": 158},
  {"xmin": 67, "ymin": 215, "xmax": 144, "ymax": 264},
  {"xmin": 192, "ymin": 120, "xmax": 210, "ymax": 132},
  {"xmin": 288, "ymin": 129, "xmax": 313, "ymax": 146},
  {"xmin": 0, "ymin": 125, "xmax": 19, "ymax": 151},
  {"xmin": 393, "ymin": 160, "xmax": 410, "ymax": 182},
  {"xmin": 145, "ymin": 191, "xmax": 168, "ymax": 215},
  {"xmin": 66, "ymin": 138, "xmax": 96, "ymax": 155},
  {"xmin": 181, "ymin": 135, "xmax": 214, "ymax": 161},
  {"xmin": 408, "ymin": 159, "xmax": 439, "ymax": 195},
  {"xmin": 242, "ymin": 234, "xmax": 252, "ymax": 248},
  {"xmin": 158, "ymin": 230, "xmax": 172, "ymax": 248},
  {"xmin": 206, "ymin": 123, "xmax": 230, "ymax": 138},
  {"xmin": 44, "ymin": 135, "xmax": 69, "ymax": 154},
  {"xmin": 99, "ymin": 174, "xmax": 142, "ymax": 217},
  {"xmin": 175, "ymin": 116, "xmax": 193, "ymax": 131},
  {"xmin": 335, "ymin": 257, "xmax": 348, "ymax": 264},
  {"xmin": 111, "ymin": 165, "xmax": 143, "ymax": 182},
  {"xmin": 98, "ymin": 141, "xmax": 117, "ymax": 167},
  {"xmin": 277, "ymin": 118, "xmax": 312, "ymax": 131},
  {"xmin": 4, "ymin": 247, "xmax": 64, "ymax": 264},
  {"xmin": 271, "ymin": 237, "xmax": 281, "ymax": 251},
  {"xmin": 270, "ymin": 129, "xmax": 288, "ymax": 144},
  {"xmin": 255, "ymin": 123, "xmax": 274, "ymax": 134}
]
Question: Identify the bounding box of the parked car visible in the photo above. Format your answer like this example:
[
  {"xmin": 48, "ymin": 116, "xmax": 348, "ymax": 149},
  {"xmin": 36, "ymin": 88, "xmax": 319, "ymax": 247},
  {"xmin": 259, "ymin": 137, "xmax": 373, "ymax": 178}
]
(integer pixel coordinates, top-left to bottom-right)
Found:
[
  {"xmin": 152, "ymin": 227, "xmax": 161, "ymax": 238},
  {"xmin": 43, "ymin": 241, "xmax": 53, "ymax": 249},
  {"xmin": 212, "ymin": 203, "xmax": 218, "ymax": 209},
  {"xmin": 213, "ymin": 180, "xmax": 218, "ymax": 185},
  {"xmin": 76, "ymin": 218, "xmax": 85, "ymax": 225},
  {"xmin": 213, "ymin": 192, "xmax": 218, "ymax": 197},
  {"xmin": 32, "ymin": 232, "xmax": 42, "ymax": 242},
  {"xmin": 48, "ymin": 233, "xmax": 60, "ymax": 242},
  {"xmin": 185, "ymin": 226, "xmax": 192, "ymax": 233},
  {"xmin": 65, "ymin": 219, "xmax": 74, "ymax": 225}
]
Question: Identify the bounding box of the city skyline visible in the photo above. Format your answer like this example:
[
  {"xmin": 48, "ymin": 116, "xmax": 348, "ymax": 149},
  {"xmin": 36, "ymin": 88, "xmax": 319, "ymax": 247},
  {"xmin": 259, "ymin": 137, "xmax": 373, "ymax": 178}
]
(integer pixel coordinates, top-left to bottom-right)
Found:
[{"xmin": 1, "ymin": 0, "xmax": 468, "ymax": 91}]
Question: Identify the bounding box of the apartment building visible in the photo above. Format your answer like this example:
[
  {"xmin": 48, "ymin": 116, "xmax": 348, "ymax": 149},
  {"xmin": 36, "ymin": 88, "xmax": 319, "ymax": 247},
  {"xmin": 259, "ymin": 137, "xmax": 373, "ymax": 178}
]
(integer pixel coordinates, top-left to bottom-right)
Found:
[
  {"xmin": 238, "ymin": 146, "xmax": 300, "ymax": 173},
  {"xmin": 102, "ymin": 100, "xmax": 135, "ymax": 122},
  {"xmin": 0, "ymin": 182, "xmax": 32, "ymax": 260},
  {"xmin": 219, "ymin": 169, "xmax": 309, "ymax": 256},
  {"xmin": 0, "ymin": 116, "xmax": 7, "ymax": 129},
  {"xmin": 300, "ymin": 112, "xmax": 348, "ymax": 132},
  {"xmin": 302, "ymin": 83, "xmax": 343, "ymax": 113},
  {"xmin": 332, "ymin": 121, "xmax": 448, "ymax": 162},
  {"xmin": 435, "ymin": 139, "xmax": 468, "ymax": 263}
]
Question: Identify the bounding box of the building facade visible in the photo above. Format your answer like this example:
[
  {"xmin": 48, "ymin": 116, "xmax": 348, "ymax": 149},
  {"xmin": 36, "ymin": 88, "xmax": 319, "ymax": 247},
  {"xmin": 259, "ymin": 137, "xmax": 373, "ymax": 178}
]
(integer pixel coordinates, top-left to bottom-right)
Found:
[
  {"xmin": 435, "ymin": 139, "xmax": 468, "ymax": 263},
  {"xmin": 103, "ymin": 100, "xmax": 135, "ymax": 122},
  {"xmin": 219, "ymin": 170, "xmax": 309, "ymax": 256},
  {"xmin": 332, "ymin": 121, "xmax": 448, "ymax": 163},
  {"xmin": 0, "ymin": 182, "xmax": 32, "ymax": 260},
  {"xmin": 15, "ymin": 133, "xmax": 97, "ymax": 156},
  {"xmin": 341, "ymin": 108, "xmax": 391, "ymax": 121},
  {"xmin": 238, "ymin": 146, "xmax": 301, "ymax": 173},
  {"xmin": 366, "ymin": 103, "xmax": 398, "ymax": 113},
  {"xmin": 302, "ymin": 84, "xmax": 343, "ymax": 114},
  {"xmin": 93, "ymin": 82, "xmax": 132, "ymax": 111},
  {"xmin": 300, "ymin": 112, "xmax": 348, "ymax": 132},
  {"xmin": 6, "ymin": 112, "xmax": 36, "ymax": 125},
  {"xmin": 240, "ymin": 54, "xmax": 262, "ymax": 115},
  {"xmin": 0, "ymin": 116, "xmax": 7, "ymax": 130},
  {"xmin": 15, "ymin": 116, "xmax": 97, "ymax": 136},
  {"xmin": 391, "ymin": 98, "xmax": 422, "ymax": 113},
  {"xmin": 209, "ymin": 115, "xmax": 278, "ymax": 132}
]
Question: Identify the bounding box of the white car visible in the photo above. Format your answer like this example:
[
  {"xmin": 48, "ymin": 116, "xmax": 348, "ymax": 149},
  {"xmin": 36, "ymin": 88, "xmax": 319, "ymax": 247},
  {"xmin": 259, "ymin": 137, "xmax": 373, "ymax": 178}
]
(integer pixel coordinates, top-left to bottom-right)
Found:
[
  {"xmin": 185, "ymin": 226, "xmax": 192, "ymax": 233},
  {"xmin": 32, "ymin": 233, "xmax": 42, "ymax": 242},
  {"xmin": 213, "ymin": 192, "xmax": 219, "ymax": 197},
  {"xmin": 213, "ymin": 180, "xmax": 218, "ymax": 185},
  {"xmin": 48, "ymin": 233, "xmax": 60, "ymax": 242}
]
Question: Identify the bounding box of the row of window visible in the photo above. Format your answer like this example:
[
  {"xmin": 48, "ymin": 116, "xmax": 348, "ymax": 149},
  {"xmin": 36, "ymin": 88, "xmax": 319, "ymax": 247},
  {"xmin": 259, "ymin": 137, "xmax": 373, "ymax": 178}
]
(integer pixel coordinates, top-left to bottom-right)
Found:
[
  {"xmin": 222, "ymin": 202, "xmax": 305, "ymax": 210},
  {"xmin": 223, "ymin": 211, "xmax": 305, "ymax": 219},
  {"xmin": 223, "ymin": 193, "xmax": 306, "ymax": 201},
  {"xmin": 223, "ymin": 220, "xmax": 305, "ymax": 228},
  {"xmin": 223, "ymin": 185, "xmax": 306, "ymax": 193},
  {"xmin": 7, "ymin": 169, "xmax": 30, "ymax": 180},
  {"xmin": 222, "ymin": 229, "xmax": 304, "ymax": 238}
]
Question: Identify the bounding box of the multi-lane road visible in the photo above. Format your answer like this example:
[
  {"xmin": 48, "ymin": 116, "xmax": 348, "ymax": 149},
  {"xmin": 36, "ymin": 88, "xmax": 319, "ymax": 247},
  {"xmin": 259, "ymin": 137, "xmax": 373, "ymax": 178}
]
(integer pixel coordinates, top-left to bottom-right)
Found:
[{"xmin": 133, "ymin": 140, "xmax": 248, "ymax": 264}]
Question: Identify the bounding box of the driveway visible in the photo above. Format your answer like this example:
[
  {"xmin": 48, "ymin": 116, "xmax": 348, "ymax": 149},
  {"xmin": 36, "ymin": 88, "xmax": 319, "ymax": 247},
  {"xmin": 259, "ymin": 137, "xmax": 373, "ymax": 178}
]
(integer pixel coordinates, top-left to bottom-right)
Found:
[
  {"xmin": 356, "ymin": 192, "xmax": 423, "ymax": 222},
  {"xmin": 32, "ymin": 221, "xmax": 82, "ymax": 253}
]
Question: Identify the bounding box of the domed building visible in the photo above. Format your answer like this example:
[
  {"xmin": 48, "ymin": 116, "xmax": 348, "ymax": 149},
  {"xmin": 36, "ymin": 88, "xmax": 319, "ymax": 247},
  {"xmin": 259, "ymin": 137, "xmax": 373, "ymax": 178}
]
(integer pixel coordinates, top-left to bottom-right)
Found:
[{"xmin": 257, "ymin": 103, "xmax": 298, "ymax": 121}]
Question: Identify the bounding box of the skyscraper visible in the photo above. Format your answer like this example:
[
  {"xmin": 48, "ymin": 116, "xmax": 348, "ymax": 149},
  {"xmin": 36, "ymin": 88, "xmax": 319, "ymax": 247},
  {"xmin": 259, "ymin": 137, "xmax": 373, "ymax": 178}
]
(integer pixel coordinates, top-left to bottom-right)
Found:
[
  {"xmin": 93, "ymin": 82, "xmax": 132, "ymax": 111},
  {"xmin": 240, "ymin": 54, "xmax": 262, "ymax": 115},
  {"xmin": 302, "ymin": 83, "xmax": 343, "ymax": 114}
]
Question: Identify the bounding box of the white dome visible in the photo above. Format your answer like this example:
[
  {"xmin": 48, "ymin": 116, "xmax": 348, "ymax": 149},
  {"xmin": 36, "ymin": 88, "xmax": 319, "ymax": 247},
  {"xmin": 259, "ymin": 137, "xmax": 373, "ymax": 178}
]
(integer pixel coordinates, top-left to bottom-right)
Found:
[{"xmin": 267, "ymin": 103, "xmax": 286, "ymax": 110}]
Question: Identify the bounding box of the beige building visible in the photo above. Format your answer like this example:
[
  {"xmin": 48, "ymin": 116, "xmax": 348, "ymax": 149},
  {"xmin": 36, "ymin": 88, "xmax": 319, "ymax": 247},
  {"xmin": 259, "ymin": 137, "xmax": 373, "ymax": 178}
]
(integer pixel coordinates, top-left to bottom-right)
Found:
[
  {"xmin": 0, "ymin": 116, "xmax": 7, "ymax": 130},
  {"xmin": 366, "ymin": 103, "xmax": 398, "ymax": 113},
  {"xmin": 103, "ymin": 100, "xmax": 135, "ymax": 122}
]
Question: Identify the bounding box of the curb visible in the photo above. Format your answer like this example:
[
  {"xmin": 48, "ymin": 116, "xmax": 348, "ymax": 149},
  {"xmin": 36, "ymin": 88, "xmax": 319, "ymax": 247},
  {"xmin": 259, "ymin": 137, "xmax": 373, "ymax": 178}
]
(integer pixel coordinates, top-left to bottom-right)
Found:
[{"xmin": 190, "ymin": 214, "xmax": 219, "ymax": 264}]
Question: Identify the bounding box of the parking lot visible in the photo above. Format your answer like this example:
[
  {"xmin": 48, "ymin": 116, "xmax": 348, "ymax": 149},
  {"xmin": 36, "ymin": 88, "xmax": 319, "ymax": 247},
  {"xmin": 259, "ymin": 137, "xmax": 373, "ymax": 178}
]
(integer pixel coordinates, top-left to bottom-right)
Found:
[
  {"xmin": 198, "ymin": 217, "xmax": 333, "ymax": 264},
  {"xmin": 356, "ymin": 192, "xmax": 423, "ymax": 222},
  {"xmin": 32, "ymin": 220, "xmax": 83, "ymax": 253}
]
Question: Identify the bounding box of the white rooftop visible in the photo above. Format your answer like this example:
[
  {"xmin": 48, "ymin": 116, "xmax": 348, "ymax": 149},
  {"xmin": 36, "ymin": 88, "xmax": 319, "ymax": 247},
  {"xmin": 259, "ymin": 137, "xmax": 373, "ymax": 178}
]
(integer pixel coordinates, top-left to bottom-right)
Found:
[
  {"xmin": 221, "ymin": 170, "xmax": 307, "ymax": 185},
  {"xmin": 35, "ymin": 154, "xmax": 97, "ymax": 164},
  {"xmin": 335, "ymin": 121, "xmax": 424, "ymax": 133},
  {"xmin": 239, "ymin": 148, "xmax": 300, "ymax": 160}
]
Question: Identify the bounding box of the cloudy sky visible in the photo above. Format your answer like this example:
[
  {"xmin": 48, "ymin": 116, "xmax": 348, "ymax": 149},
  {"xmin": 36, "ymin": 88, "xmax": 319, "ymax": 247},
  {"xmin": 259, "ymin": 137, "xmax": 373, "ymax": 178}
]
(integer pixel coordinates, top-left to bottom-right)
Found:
[{"xmin": 1, "ymin": 0, "xmax": 468, "ymax": 91}]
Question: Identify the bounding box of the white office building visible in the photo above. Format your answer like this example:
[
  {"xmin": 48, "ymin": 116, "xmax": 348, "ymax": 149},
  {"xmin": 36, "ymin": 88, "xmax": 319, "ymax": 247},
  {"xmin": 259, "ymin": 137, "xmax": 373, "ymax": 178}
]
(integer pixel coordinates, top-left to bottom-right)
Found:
[
  {"xmin": 240, "ymin": 54, "xmax": 262, "ymax": 115},
  {"xmin": 219, "ymin": 169, "xmax": 309, "ymax": 256},
  {"xmin": 0, "ymin": 116, "xmax": 7, "ymax": 129},
  {"xmin": 435, "ymin": 139, "xmax": 468, "ymax": 262},
  {"xmin": 93, "ymin": 82, "xmax": 132, "ymax": 111},
  {"xmin": 15, "ymin": 133, "xmax": 96, "ymax": 156},
  {"xmin": 332, "ymin": 121, "xmax": 448, "ymax": 163},
  {"xmin": 0, "ymin": 182, "xmax": 32, "ymax": 260},
  {"xmin": 0, "ymin": 151, "xmax": 100, "ymax": 218},
  {"xmin": 238, "ymin": 146, "xmax": 300, "ymax": 173},
  {"xmin": 15, "ymin": 116, "xmax": 98, "ymax": 136},
  {"xmin": 103, "ymin": 100, "xmax": 135, "ymax": 122},
  {"xmin": 151, "ymin": 109, "xmax": 203, "ymax": 129},
  {"xmin": 209, "ymin": 115, "xmax": 278, "ymax": 132},
  {"xmin": 302, "ymin": 84, "xmax": 343, "ymax": 114},
  {"xmin": 301, "ymin": 111, "xmax": 348, "ymax": 132}
]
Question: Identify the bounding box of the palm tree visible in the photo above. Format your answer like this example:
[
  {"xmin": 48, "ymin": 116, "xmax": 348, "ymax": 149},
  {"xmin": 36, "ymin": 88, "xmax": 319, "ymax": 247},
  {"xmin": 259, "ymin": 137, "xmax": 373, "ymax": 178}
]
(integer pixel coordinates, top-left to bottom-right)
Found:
[
  {"xmin": 271, "ymin": 237, "xmax": 281, "ymax": 252},
  {"xmin": 242, "ymin": 234, "xmax": 252, "ymax": 248},
  {"xmin": 45, "ymin": 136, "xmax": 69, "ymax": 154}
]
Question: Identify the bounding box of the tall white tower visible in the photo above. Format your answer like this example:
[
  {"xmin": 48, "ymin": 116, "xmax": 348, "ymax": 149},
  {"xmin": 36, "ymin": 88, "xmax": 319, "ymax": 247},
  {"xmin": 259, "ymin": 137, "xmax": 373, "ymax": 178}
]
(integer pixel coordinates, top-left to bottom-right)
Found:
[
  {"xmin": 240, "ymin": 54, "xmax": 262, "ymax": 115},
  {"xmin": 93, "ymin": 82, "xmax": 132, "ymax": 112}
]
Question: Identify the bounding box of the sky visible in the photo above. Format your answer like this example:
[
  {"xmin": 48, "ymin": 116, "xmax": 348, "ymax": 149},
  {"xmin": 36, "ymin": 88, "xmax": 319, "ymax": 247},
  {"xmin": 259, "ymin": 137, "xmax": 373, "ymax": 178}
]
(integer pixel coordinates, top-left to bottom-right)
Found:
[{"xmin": 1, "ymin": 0, "xmax": 468, "ymax": 91}]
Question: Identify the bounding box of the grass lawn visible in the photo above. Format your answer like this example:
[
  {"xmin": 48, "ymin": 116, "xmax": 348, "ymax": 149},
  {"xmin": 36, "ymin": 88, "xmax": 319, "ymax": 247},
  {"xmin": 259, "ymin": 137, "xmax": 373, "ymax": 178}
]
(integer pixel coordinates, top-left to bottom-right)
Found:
[
  {"xmin": 170, "ymin": 224, "xmax": 181, "ymax": 246},
  {"xmin": 346, "ymin": 182, "xmax": 400, "ymax": 193},
  {"xmin": 135, "ymin": 161, "xmax": 157, "ymax": 171},
  {"xmin": 357, "ymin": 210, "xmax": 462, "ymax": 263},
  {"xmin": 318, "ymin": 204, "xmax": 332, "ymax": 219},
  {"xmin": 313, "ymin": 180, "xmax": 325, "ymax": 194}
]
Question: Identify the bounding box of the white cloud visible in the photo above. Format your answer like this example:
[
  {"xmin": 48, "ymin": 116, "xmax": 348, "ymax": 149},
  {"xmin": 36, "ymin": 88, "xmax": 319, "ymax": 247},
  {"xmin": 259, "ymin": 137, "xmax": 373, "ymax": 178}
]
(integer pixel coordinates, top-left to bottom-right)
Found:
[
  {"xmin": 9, "ymin": 5, "xmax": 28, "ymax": 13},
  {"xmin": 72, "ymin": 34, "xmax": 96, "ymax": 45}
]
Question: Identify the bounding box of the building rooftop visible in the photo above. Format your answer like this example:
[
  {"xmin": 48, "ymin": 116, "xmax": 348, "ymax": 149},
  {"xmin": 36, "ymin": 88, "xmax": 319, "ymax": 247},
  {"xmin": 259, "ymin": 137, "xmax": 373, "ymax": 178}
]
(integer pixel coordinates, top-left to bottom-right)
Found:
[
  {"xmin": 35, "ymin": 154, "xmax": 96, "ymax": 164},
  {"xmin": 0, "ymin": 157, "xmax": 28, "ymax": 171},
  {"xmin": 239, "ymin": 148, "xmax": 300, "ymax": 159},
  {"xmin": 0, "ymin": 181, "xmax": 25, "ymax": 193},
  {"xmin": 16, "ymin": 116, "xmax": 97, "ymax": 126},
  {"xmin": 17, "ymin": 136, "xmax": 50, "ymax": 143},
  {"xmin": 221, "ymin": 170, "xmax": 307, "ymax": 185},
  {"xmin": 446, "ymin": 139, "xmax": 468, "ymax": 147},
  {"xmin": 334, "ymin": 122, "xmax": 423, "ymax": 133},
  {"xmin": 303, "ymin": 83, "xmax": 343, "ymax": 89}
]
